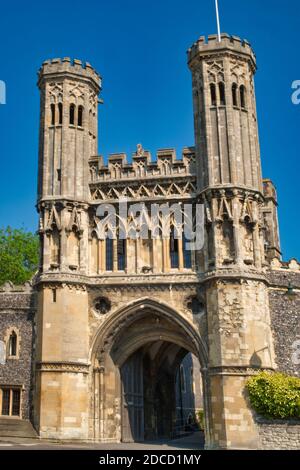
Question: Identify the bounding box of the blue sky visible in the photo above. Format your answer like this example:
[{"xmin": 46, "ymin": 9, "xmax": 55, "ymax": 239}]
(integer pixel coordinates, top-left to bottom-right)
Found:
[{"xmin": 0, "ymin": 0, "xmax": 299, "ymax": 260}]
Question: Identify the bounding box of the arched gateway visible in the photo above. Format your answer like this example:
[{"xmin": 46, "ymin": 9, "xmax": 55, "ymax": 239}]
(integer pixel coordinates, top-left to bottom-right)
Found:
[{"xmin": 90, "ymin": 299, "xmax": 211, "ymax": 445}]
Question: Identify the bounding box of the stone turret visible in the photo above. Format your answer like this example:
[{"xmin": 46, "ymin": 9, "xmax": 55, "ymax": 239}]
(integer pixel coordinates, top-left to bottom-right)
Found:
[
  {"xmin": 37, "ymin": 57, "xmax": 101, "ymax": 202},
  {"xmin": 188, "ymin": 34, "xmax": 262, "ymax": 193},
  {"xmin": 188, "ymin": 34, "xmax": 276, "ymax": 449},
  {"xmin": 34, "ymin": 58, "xmax": 102, "ymax": 440}
]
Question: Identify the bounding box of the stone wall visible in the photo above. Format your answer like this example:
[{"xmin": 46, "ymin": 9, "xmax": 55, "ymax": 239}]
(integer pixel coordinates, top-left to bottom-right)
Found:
[
  {"xmin": 267, "ymin": 263, "xmax": 300, "ymax": 377},
  {"xmin": 0, "ymin": 283, "xmax": 36, "ymax": 420},
  {"xmin": 257, "ymin": 419, "xmax": 300, "ymax": 450},
  {"xmin": 253, "ymin": 263, "xmax": 300, "ymax": 449}
]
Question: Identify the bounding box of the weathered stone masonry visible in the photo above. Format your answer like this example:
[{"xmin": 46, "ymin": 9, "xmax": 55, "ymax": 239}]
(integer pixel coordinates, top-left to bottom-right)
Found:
[
  {"xmin": 0, "ymin": 31, "xmax": 299, "ymax": 450},
  {"xmin": 0, "ymin": 283, "xmax": 36, "ymax": 420},
  {"xmin": 257, "ymin": 418, "xmax": 300, "ymax": 450},
  {"xmin": 267, "ymin": 261, "xmax": 300, "ymax": 377}
]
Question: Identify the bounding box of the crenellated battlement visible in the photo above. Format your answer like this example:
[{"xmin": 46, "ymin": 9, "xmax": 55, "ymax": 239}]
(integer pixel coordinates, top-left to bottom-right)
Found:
[
  {"xmin": 263, "ymin": 179, "xmax": 278, "ymax": 202},
  {"xmin": 270, "ymin": 258, "xmax": 300, "ymax": 272},
  {"xmin": 0, "ymin": 280, "xmax": 34, "ymax": 293},
  {"xmin": 187, "ymin": 33, "xmax": 256, "ymax": 68},
  {"xmin": 38, "ymin": 57, "xmax": 101, "ymax": 90},
  {"xmin": 88, "ymin": 146, "xmax": 196, "ymax": 183}
]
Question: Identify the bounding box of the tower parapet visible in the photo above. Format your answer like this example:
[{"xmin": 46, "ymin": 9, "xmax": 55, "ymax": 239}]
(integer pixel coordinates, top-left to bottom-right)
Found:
[
  {"xmin": 88, "ymin": 147, "xmax": 196, "ymax": 184},
  {"xmin": 38, "ymin": 57, "xmax": 101, "ymax": 91},
  {"xmin": 188, "ymin": 33, "xmax": 256, "ymax": 69}
]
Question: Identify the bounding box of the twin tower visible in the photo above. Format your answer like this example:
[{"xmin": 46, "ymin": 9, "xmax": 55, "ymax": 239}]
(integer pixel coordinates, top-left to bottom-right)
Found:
[{"xmin": 34, "ymin": 34, "xmax": 278, "ymax": 449}]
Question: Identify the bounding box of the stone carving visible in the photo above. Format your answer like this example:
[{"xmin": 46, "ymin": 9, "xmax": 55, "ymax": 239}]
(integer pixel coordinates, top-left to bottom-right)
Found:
[
  {"xmin": 45, "ymin": 204, "xmax": 61, "ymax": 233},
  {"xmin": 36, "ymin": 362, "xmax": 89, "ymax": 374},
  {"xmin": 207, "ymin": 60, "xmax": 224, "ymax": 83},
  {"xmin": 94, "ymin": 297, "xmax": 111, "ymax": 314},
  {"xmin": 68, "ymin": 82, "xmax": 85, "ymax": 101},
  {"xmin": 136, "ymin": 143, "xmax": 144, "ymax": 156},
  {"xmin": 186, "ymin": 296, "xmax": 205, "ymax": 316},
  {"xmin": 66, "ymin": 206, "xmax": 83, "ymax": 236},
  {"xmin": 48, "ymin": 83, "xmax": 63, "ymax": 102},
  {"xmin": 90, "ymin": 180, "xmax": 196, "ymax": 201}
]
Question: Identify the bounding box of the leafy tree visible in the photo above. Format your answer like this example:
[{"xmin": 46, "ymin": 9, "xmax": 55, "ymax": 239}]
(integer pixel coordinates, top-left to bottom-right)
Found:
[
  {"xmin": 246, "ymin": 371, "xmax": 300, "ymax": 419},
  {"xmin": 0, "ymin": 227, "xmax": 39, "ymax": 285}
]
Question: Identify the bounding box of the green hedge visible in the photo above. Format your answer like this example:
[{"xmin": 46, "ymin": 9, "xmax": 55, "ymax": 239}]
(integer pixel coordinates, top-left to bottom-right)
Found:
[
  {"xmin": 0, "ymin": 227, "xmax": 39, "ymax": 285},
  {"xmin": 246, "ymin": 371, "xmax": 300, "ymax": 419}
]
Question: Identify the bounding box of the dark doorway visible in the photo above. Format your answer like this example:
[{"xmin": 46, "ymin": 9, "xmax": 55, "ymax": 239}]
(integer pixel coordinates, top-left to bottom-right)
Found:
[
  {"xmin": 121, "ymin": 351, "xmax": 144, "ymax": 442},
  {"xmin": 120, "ymin": 343, "xmax": 202, "ymax": 443}
]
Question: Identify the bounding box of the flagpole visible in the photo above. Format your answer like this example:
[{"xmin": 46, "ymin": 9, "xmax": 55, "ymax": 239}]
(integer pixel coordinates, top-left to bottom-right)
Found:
[{"xmin": 215, "ymin": 0, "xmax": 221, "ymax": 42}]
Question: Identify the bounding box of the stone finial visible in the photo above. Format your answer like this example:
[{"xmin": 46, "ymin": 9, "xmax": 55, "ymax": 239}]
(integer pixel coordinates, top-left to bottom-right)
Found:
[
  {"xmin": 136, "ymin": 143, "xmax": 144, "ymax": 157},
  {"xmin": 2, "ymin": 281, "xmax": 14, "ymax": 292}
]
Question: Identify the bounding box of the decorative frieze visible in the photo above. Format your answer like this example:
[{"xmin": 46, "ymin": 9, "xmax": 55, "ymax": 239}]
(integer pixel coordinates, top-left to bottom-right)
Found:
[{"xmin": 36, "ymin": 362, "xmax": 90, "ymax": 374}]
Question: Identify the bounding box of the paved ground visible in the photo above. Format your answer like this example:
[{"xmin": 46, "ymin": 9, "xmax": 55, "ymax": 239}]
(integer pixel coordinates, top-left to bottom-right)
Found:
[{"xmin": 0, "ymin": 431, "xmax": 204, "ymax": 450}]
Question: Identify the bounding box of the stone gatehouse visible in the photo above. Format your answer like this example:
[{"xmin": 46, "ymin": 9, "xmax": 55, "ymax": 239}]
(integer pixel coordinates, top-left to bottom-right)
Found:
[{"xmin": 0, "ymin": 32, "xmax": 299, "ymax": 449}]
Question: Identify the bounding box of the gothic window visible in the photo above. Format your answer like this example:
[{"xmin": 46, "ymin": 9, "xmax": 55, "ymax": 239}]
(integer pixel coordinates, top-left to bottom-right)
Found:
[
  {"xmin": 0, "ymin": 388, "xmax": 21, "ymax": 417},
  {"xmin": 232, "ymin": 83, "xmax": 238, "ymax": 107},
  {"xmin": 78, "ymin": 105, "xmax": 84, "ymax": 127},
  {"xmin": 69, "ymin": 103, "xmax": 75, "ymax": 125},
  {"xmin": 170, "ymin": 226, "xmax": 179, "ymax": 269},
  {"xmin": 240, "ymin": 85, "xmax": 246, "ymax": 109},
  {"xmin": 106, "ymin": 236, "xmax": 114, "ymax": 272},
  {"xmin": 8, "ymin": 331, "xmax": 17, "ymax": 357},
  {"xmin": 117, "ymin": 238, "xmax": 126, "ymax": 271},
  {"xmin": 210, "ymin": 83, "xmax": 217, "ymax": 106},
  {"xmin": 51, "ymin": 104, "xmax": 55, "ymax": 125},
  {"xmin": 219, "ymin": 82, "xmax": 226, "ymax": 106},
  {"xmin": 58, "ymin": 103, "xmax": 63, "ymax": 124},
  {"xmin": 183, "ymin": 235, "xmax": 192, "ymax": 269}
]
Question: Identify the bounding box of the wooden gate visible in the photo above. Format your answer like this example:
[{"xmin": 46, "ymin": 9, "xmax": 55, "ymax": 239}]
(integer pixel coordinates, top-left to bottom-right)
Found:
[{"xmin": 121, "ymin": 351, "xmax": 144, "ymax": 442}]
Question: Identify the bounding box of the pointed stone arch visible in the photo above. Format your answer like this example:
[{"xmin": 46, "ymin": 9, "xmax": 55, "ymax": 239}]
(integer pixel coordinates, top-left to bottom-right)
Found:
[{"xmin": 89, "ymin": 298, "xmax": 212, "ymax": 445}]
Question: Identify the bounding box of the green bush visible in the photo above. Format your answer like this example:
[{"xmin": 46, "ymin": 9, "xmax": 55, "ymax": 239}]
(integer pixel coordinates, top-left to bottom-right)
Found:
[
  {"xmin": 0, "ymin": 227, "xmax": 39, "ymax": 285},
  {"xmin": 246, "ymin": 371, "xmax": 300, "ymax": 419}
]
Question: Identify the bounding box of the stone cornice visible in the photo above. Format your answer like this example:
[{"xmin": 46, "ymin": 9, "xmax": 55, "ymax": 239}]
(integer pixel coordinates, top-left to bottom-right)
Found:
[
  {"xmin": 34, "ymin": 269, "xmax": 272, "ymax": 290},
  {"xmin": 37, "ymin": 198, "xmax": 89, "ymax": 211},
  {"xmin": 34, "ymin": 272, "xmax": 200, "ymax": 289},
  {"xmin": 200, "ymin": 269, "xmax": 269, "ymax": 286},
  {"xmin": 208, "ymin": 366, "xmax": 275, "ymax": 377},
  {"xmin": 196, "ymin": 185, "xmax": 265, "ymax": 203},
  {"xmin": 36, "ymin": 362, "xmax": 90, "ymax": 374},
  {"xmin": 89, "ymin": 173, "xmax": 196, "ymax": 186}
]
